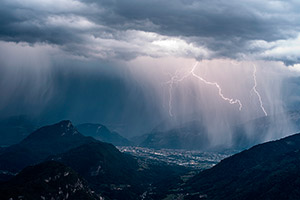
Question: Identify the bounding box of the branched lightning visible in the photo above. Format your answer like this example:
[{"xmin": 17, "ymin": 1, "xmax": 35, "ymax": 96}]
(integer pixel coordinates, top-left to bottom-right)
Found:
[
  {"xmin": 166, "ymin": 62, "xmax": 243, "ymax": 117},
  {"xmin": 252, "ymin": 64, "xmax": 268, "ymax": 116}
]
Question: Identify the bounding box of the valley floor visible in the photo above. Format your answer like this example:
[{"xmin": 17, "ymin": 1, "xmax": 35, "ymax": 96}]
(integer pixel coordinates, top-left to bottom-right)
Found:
[{"xmin": 118, "ymin": 146, "xmax": 237, "ymax": 169}]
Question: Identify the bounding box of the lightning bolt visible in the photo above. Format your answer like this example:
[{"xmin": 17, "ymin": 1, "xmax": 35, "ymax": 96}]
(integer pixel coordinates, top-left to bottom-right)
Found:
[
  {"xmin": 167, "ymin": 72, "xmax": 177, "ymax": 117},
  {"xmin": 167, "ymin": 62, "xmax": 242, "ymax": 117},
  {"xmin": 251, "ymin": 64, "xmax": 268, "ymax": 116},
  {"xmin": 167, "ymin": 69, "xmax": 191, "ymax": 117}
]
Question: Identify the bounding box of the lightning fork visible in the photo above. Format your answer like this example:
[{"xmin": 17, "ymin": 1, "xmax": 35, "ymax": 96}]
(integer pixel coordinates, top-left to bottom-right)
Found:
[
  {"xmin": 166, "ymin": 62, "xmax": 243, "ymax": 117},
  {"xmin": 251, "ymin": 64, "xmax": 268, "ymax": 116}
]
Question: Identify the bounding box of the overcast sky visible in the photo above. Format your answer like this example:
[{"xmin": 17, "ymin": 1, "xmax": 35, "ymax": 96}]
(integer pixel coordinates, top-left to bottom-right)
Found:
[
  {"xmin": 1, "ymin": 0, "xmax": 300, "ymax": 64},
  {"xmin": 1, "ymin": 0, "xmax": 300, "ymax": 136}
]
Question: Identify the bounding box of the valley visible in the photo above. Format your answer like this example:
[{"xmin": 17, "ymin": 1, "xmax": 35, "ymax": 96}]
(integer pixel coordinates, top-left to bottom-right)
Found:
[{"xmin": 118, "ymin": 146, "xmax": 236, "ymax": 169}]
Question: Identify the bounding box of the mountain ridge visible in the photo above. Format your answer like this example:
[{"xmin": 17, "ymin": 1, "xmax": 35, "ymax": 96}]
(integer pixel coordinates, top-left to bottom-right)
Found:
[
  {"xmin": 174, "ymin": 131, "xmax": 300, "ymax": 200},
  {"xmin": 0, "ymin": 120, "xmax": 96, "ymax": 173},
  {"xmin": 77, "ymin": 123, "xmax": 131, "ymax": 146}
]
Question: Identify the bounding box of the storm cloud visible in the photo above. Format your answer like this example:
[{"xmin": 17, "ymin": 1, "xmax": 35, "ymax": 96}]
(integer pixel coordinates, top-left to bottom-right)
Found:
[{"xmin": 1, "ymin": 0, "xmax": 300, "ymax": 63}]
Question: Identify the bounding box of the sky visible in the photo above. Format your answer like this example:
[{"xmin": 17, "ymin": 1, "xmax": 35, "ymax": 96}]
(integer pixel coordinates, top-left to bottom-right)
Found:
[{"xmin": 1, "ymin": 0, "xmax": 300, "ymax": 140}]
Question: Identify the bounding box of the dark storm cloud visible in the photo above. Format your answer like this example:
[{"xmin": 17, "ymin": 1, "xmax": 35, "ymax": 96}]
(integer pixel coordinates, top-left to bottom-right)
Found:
[
  {"xmin": 91, "ymin": 0, "xmax": 293, "ymax": 39},
  {"xmin": 1, "ymin": 0, "xmax": 300, "ymax": 62},
  {"xmin": 83, "ymin": 0, "xmax": 300, "ymax": 61}
]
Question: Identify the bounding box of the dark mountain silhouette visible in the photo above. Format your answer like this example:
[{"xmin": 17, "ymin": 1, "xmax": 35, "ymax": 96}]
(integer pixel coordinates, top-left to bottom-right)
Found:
[
  {"xmin": 77, "ymin": 123, "xmax": 131, "ymax": 146},
  {"xmin": 0, "ymin": 161, "xmax": 100, "ymax": 200},
  {"xmin": 0, "ymin": 120, "xmax": 95, "ymax": 173},
  {"xmin": 177, "ymin": 132, "xmax": 300, "ymax": 200},
  {"xmin": 49, "ymin": 141, "xmax": 187, "ymax": 199}
]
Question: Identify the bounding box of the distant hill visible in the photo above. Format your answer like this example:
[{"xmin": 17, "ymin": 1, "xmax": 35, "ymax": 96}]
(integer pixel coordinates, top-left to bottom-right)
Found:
[
  {"xmin": 231, "ymin": 110, "xmax": 300, "ymax": 149},
  {"xmin": 135, "ymin": 111, "xmax": 300, "ymax": 150},
  {"xmin": 176, "ymin": 132, "xmax": 300, "ymax": 200},
  {"xmin": 0, "ymin": 161, "xmax": 100, "ymax": 200},
  {"xmin": 0, "ymin": 115, "xmax": 37, "ymax": 146},
  {"xmin": 133, "ymin": 120, "xmax": 209, "ymax": 150},
  {"xmin": 0, "ymin": 120, "xmax": 95, "ymax": 173},
  {"xmin": 77, "ymin": 123, "xmax": 131, "ymax": 146}
]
